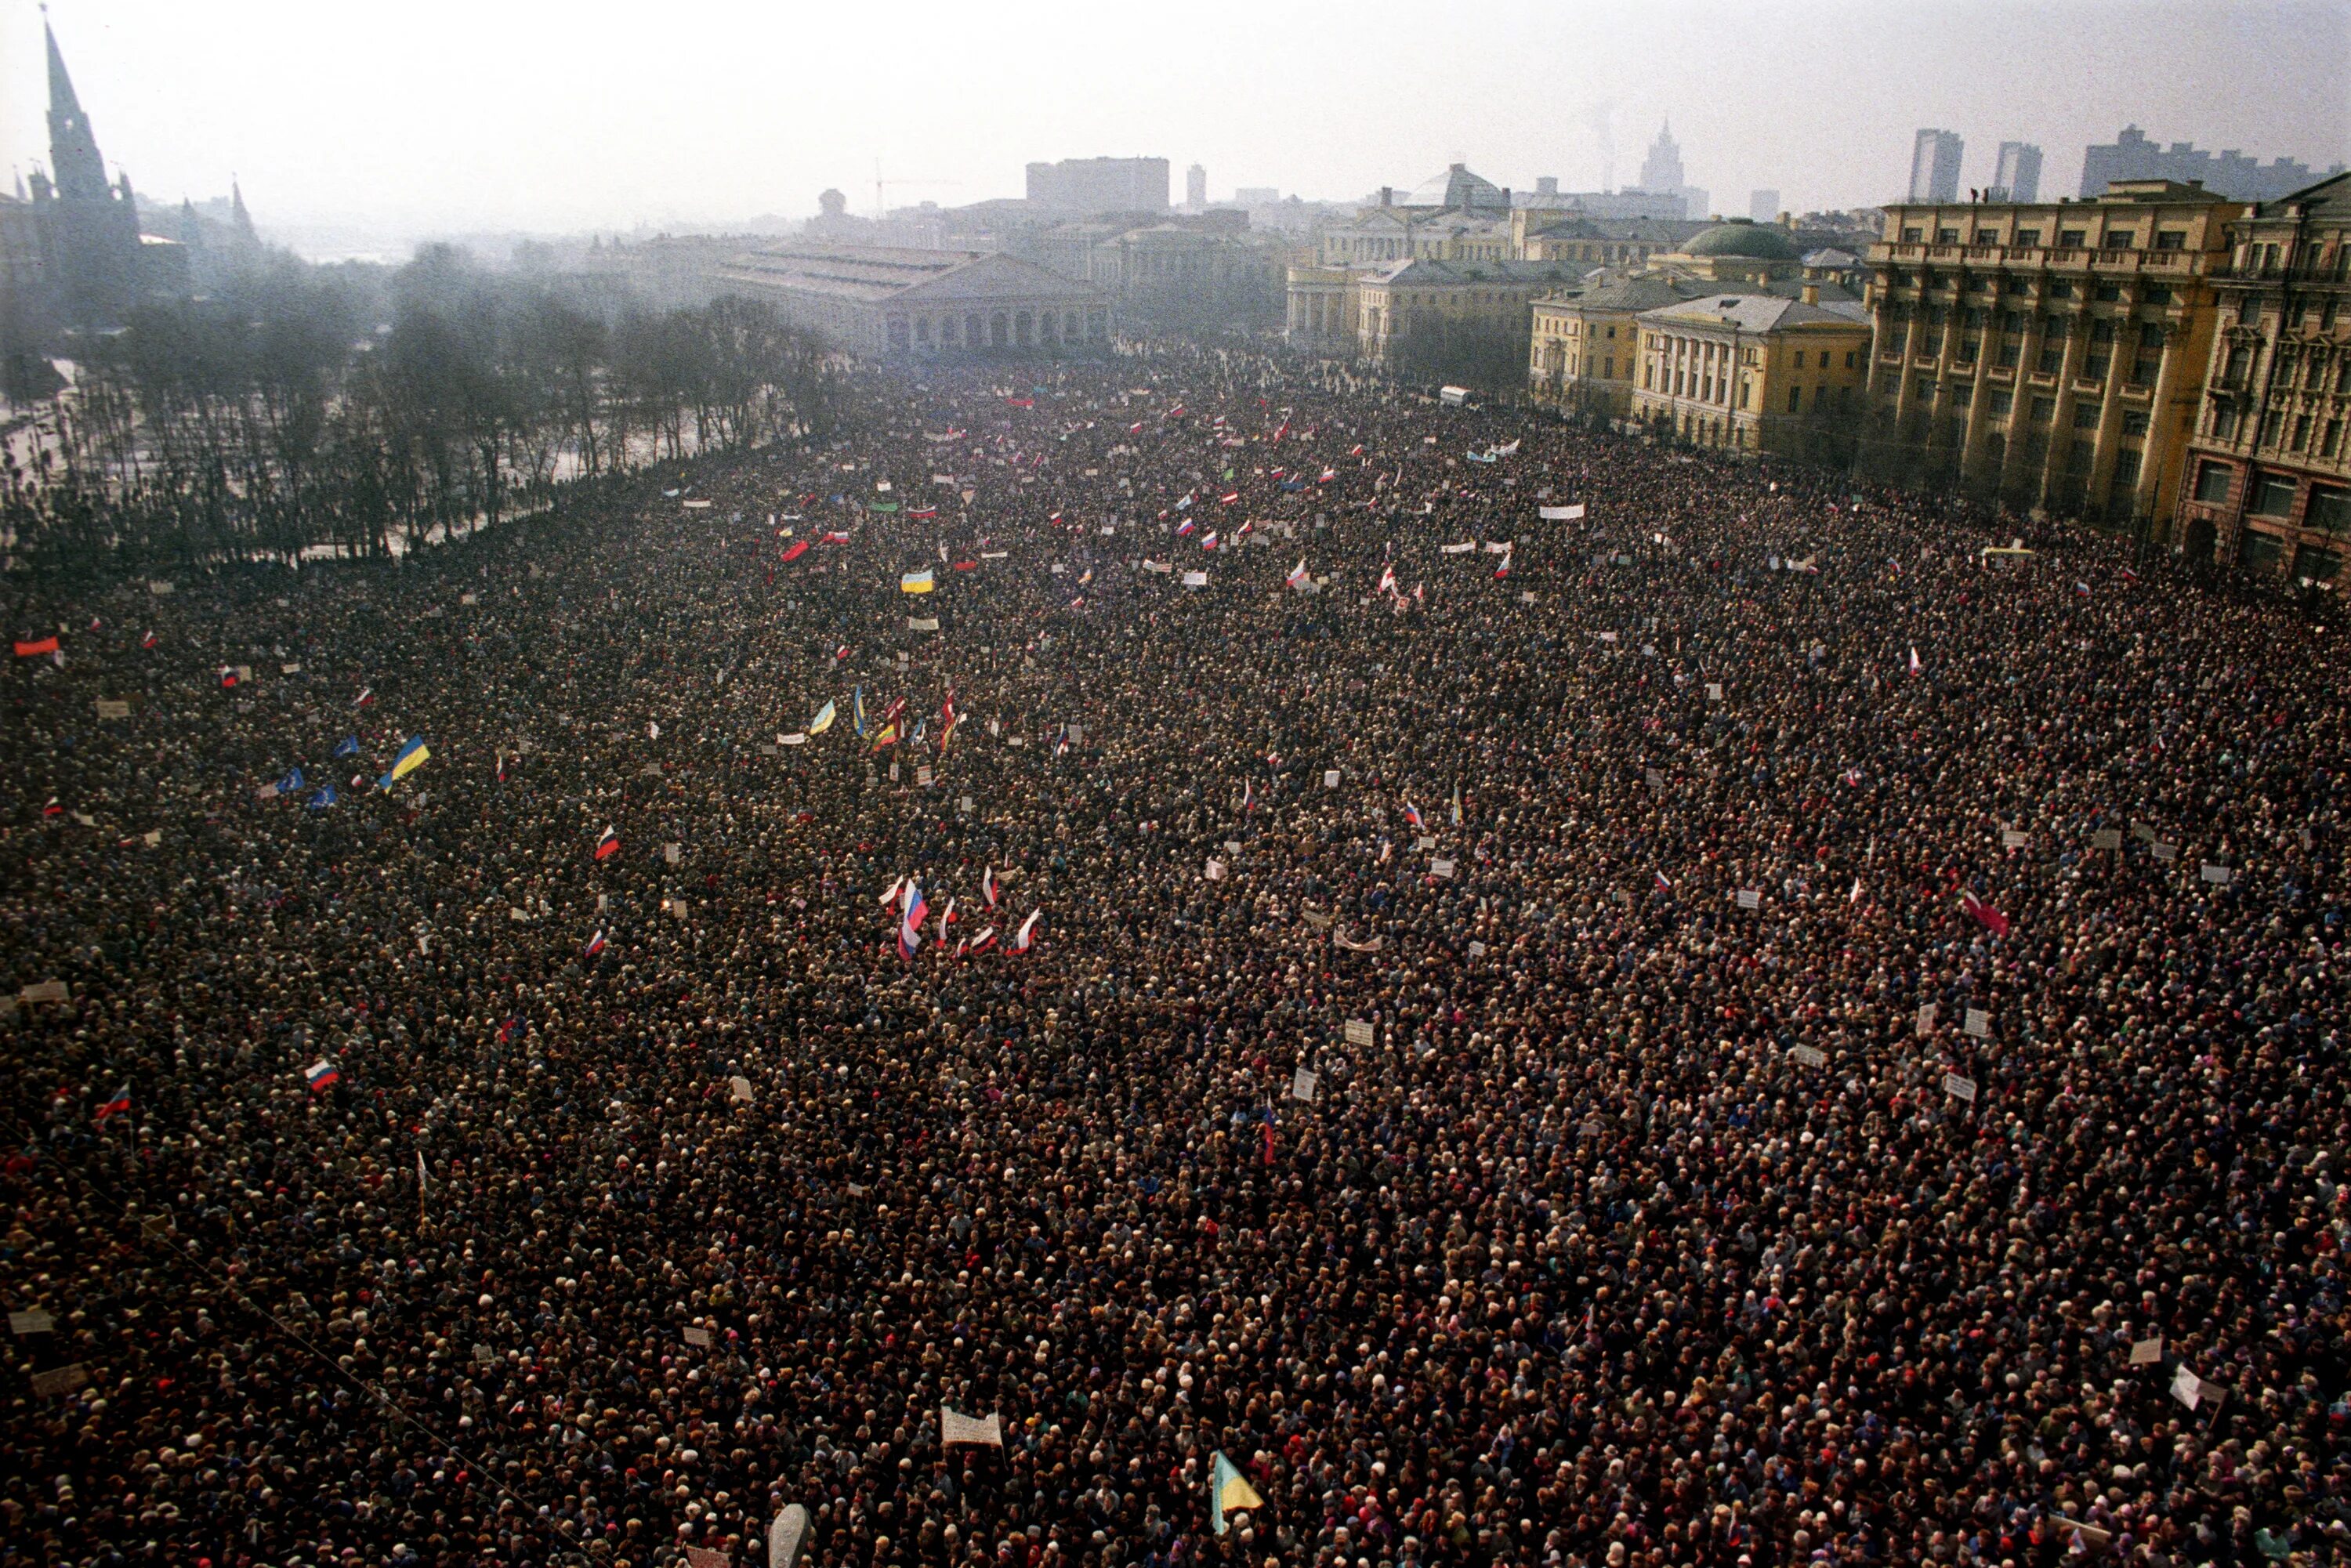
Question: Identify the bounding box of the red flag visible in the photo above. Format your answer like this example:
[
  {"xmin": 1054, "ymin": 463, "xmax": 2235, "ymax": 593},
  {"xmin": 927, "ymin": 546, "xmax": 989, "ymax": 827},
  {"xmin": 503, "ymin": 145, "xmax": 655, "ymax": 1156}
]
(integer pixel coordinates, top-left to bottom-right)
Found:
[
  {"xmin": 780, "ymin": 539, "xmax": 810, "ymax": 563},
  {"xmin": 13, "ymin": 636, "xmax": 59, "ymax": 657},
  {"xmin": 1958, "ymin": 891, "xmax": 2010, "ymax": 937}
]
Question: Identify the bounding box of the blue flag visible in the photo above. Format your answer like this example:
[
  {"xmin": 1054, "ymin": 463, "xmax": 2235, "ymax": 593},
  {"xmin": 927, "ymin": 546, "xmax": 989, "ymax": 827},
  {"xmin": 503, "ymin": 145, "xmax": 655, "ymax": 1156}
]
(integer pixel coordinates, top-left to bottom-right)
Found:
[
  {"xmin": 853, "ymin": 686, "xmax": 868, "ymax": 738},
  {"xmin": 333, "ymin": 736, "xmax": 360, "ymax": 758},
  {"xmin": 308, "ymin": 785, "xmax": 337, "ymax": 810},
  {"xmin": 277, "ymin": 767, "xmax": 305, "ymax": 793}
]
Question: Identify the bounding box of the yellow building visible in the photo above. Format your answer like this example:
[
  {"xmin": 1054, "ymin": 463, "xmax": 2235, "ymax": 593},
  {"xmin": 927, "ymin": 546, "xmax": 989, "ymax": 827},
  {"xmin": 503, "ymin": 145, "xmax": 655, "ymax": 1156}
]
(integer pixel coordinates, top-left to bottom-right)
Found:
[
  {"xmin": 1529, "ymin": 221, "xmax": 1867, "ymax": 420},
  {"xmin": 2171, "ymin": 172, "xmax": 2351, "ymax": 581},
  {"xmin": 1629, "ymin": 291, "xmax": 1872, "ymax": 458},
  {"xmin": 1861, "ymin": 179, "xmax": 2245, "ymax": 534},
  {"xmin": 1530, "ymin": 274, "xmax": 1690, "ymax": 418}
]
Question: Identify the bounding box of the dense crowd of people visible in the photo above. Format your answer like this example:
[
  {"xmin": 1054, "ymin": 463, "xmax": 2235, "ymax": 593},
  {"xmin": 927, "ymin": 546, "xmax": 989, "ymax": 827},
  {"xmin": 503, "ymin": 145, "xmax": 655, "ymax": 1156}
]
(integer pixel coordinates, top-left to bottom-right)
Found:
[{"xmin": 3, "ymin": 346, "xmax": 2346, "ymax": 1568}]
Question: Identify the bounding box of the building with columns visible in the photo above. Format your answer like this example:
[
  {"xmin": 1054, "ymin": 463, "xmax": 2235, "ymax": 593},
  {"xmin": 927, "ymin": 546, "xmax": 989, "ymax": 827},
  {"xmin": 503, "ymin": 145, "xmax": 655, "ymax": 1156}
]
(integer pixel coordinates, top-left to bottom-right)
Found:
[
  {"xmin": 1527, "ymin": 220, "xmax": 1867, "ymax": 420},
  {"xmin": 1628, "ymin": 291, "xmax": 1871, "ymax": 459},
  {"xmin": 2170, "ymin": 172, "xmax": 2351, "ymax": 582},
  {"xmin": 713, "ymin": 243, "xmax": 1110, "ymax": 357},
  {"xmin": 1860, "ymin": 180, "xmax": 2243, "ymax": 537}
]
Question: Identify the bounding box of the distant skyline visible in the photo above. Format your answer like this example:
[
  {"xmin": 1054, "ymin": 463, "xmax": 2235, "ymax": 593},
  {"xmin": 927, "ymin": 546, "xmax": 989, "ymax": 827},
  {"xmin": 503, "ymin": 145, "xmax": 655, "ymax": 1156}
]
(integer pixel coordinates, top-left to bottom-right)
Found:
[{"xmin": 4, "ymin": 0, "xmax": 2346, "ymax": 257}]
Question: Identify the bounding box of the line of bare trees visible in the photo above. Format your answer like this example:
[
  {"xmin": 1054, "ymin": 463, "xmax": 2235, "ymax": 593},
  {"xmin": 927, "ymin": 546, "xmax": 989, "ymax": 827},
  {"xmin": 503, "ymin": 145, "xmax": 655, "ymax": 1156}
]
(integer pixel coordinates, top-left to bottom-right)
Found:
[{"xmin": 2, "ymin": 244, "xmax": 842, "ymax": 579}]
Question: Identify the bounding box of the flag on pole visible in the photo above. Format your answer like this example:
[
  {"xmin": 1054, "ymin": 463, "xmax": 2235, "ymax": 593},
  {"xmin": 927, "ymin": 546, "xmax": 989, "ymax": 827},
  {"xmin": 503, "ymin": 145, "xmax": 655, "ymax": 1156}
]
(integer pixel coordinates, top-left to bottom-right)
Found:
[
  {"xmin": 1209, "ymin": 1450, "xmax": 1264, "ymax": 1536},
  {"xmin": 585, "ymin": 929, "xmax": 607, "ymax": 958},
  {"xmin": 1402, "ymin": 802, "xmax": 1425, "ymax": 831},
  {"xmin": 377, "ymin": 737, "xmax": 429, "ymax": 790},
  {"xmin": 1654, "ymin": 870, "xmax": 1673, "ymax": 892},
  {"xmin": 967, "ymin": 925, "xmax": 998, "ymax": 954},
  {"xmin": 277, "ymin": 767, "xmax": 305, "ymax": 795},
  {"xmin": 305, "ymin": 1059, "xmax": 341, "ymax": 1094},
  {"xmin": 594, "ymin": 826, "xmax": 620, "ymax": 861},
  {"xmin": 808, "ymin": 698, "xmax": 838, "ymax": 736},
  {"xmin": 780, "ymin": 539, "xmax": 810, "ymax": 563},
  {"xmin": 982, "ymin": 866, "xmax": 999, "ymax": 907},
  {"xmin": 1907, "ymin": 646, "xmax": 1922, "ymax": 677},
  {"xmin": 878, "ymin": 875, "xmax": 907, "ymax": 908},
  {"xmin": 13, "ymin": 636, "xmax": 60, "ymax": 657},
  {"xmin": 900, "ymin": 570, "xmax": 936, "ymax": 594},
  {"xmin": 853, "ymin": 686, "xmax": 868, "ymax": 737},
  {"xmin": 95, "ymin": 1084, "xmax": 132, "ymax": 1123},
  {"xmin": 1449, "ymin": 784, "xmax": 1462, "ymax": 825},
  {"xmin": 354, "ymin": 686, "xmax": 374, "ymax": 706},
  {"xmin": 1010, "ymin": 910, "xmax": 1041, "ymax": 953},
  {"xmin": 936, "ymin": 896, "xmax": 956, "ymax": 943}
]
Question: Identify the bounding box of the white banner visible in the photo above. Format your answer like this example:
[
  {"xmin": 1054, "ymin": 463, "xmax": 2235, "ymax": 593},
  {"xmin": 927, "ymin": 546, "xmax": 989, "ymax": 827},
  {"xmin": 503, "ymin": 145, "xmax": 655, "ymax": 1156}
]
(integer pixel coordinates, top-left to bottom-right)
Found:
[
  {"xmin": 941, "ymin": 1407, "xmax": 1004, "ymax": 1447},
  {"xmin": 1440, "ymin": 541, "xmax": 1476, "ymax": 554},
  {"xmin": 1182, "ymin": 570, "xmax": 1208, "ymax": 588},
  {"xmin": 1290, "ymin": 1067, "xmax": 1318, "ymax": 1102}
]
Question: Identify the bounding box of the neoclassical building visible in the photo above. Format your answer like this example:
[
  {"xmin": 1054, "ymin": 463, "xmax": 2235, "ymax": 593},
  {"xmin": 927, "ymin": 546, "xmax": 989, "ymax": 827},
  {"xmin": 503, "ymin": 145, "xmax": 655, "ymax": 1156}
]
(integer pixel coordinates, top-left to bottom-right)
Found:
[
  {"xmin": 1860, "ymin": 179, "xmax": 2243, "ymax": 535},
  {"xmin": 713, "ymin": 243, "xmax": 1110, "ymax": 357},
  {"xmin": 1527, "ymin": 220, "xmax": 1866, "ymax": 418},
  {"xmin": 1628, "ymin": 291, "xmax": 1871, "ymax": 458},
  {"xmin": 2169, "ymin": 172, "xmax": 2351, "ymax": 581}
]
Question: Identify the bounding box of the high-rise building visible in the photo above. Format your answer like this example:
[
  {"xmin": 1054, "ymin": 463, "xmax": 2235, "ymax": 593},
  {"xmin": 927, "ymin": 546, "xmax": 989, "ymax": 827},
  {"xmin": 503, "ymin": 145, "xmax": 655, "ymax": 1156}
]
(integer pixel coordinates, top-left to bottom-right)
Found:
[
  {"xmin": 2080, "ymin": 125, "xmax": 2342, "ymax": 202},
  {"xmin": 1024, "ymin": 158, "xmax": 1171, "ymax": 213},
  {"xmin": 1748, "ymin": 190, "xmax": 1781, "ymax": 223},
  {"xmin": 1639, "ymin": 124, "xmax": 1708, "ymax": 223},
  {"xmin": 1908, "ymin": 130, "xmax": 1964, "ymax": 203},
  {"xmin": 1991, "ymin": 142, "xmax": 2042, "ymax": 203},
  {"xmin": 1186, "ymin": 164, "xmax": 1207, "ymax": 208},
  {"xmin": 1863, "ymin": 180, "xmax": 2245, "ymax": 534},
  {"xmin": 1641, "ymin": 124, "xmax": 1685, "ymax": 195}
]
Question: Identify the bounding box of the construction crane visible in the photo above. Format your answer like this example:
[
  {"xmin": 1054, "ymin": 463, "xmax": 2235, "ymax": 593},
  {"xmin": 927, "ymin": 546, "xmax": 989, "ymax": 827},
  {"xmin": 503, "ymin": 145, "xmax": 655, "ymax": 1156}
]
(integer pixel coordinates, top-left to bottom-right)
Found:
[{"xmin": 875, "ymin": 162, "xmax": 961, "ymax": 219}]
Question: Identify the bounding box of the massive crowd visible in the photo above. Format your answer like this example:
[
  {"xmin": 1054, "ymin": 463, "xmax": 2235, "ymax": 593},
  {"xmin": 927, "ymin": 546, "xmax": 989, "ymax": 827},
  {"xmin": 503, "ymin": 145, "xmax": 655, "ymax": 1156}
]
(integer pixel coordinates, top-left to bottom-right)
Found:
[{"xmin": 3, "ymin": 347, "xmax": 2346, "ymax": 1568}]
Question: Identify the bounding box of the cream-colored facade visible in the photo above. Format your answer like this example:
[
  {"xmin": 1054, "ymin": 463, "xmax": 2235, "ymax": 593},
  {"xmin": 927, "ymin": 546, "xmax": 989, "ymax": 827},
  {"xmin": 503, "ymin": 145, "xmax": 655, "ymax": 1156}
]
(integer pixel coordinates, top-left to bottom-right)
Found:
[
  {"xmin": 2172, "ymin": 172, "xmax": 2351, "ymax": 581},
  {"xmin": 1349, "ymin": 258, "xmax": 1593, "ymax": 366},
  {"xmin": 1530, "ymin": 277, "xmax": 1686, "ymax": 418},
  {"xmin": 1628, "ymin": 292, "xmax": 1872, "ymax": 458},
  {"xmin": 1862, "ymin": 179, "xmax": 2244, "ymax": 534},
  {"xmin": 714, "ymin": 244, "xmax": 1110, "ymax": 357},
  {"xmin": 1528, "ymin": 220, "xmax": 1865, "ymax": 419}
]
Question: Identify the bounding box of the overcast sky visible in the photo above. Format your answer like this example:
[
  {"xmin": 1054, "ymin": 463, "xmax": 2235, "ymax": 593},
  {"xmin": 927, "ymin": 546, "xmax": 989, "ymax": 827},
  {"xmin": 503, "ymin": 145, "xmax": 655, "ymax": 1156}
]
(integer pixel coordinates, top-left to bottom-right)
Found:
[{"xmin": 5, "ymin": 0, "xmax": 2346, "ymax": 252}]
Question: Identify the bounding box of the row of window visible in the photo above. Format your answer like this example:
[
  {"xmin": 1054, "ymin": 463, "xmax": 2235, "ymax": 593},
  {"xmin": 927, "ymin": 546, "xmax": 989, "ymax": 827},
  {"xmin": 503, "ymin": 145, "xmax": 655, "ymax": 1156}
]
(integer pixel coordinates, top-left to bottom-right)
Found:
[
  {"xmin": 2204, "ymin": 404, "xmax": 2350, "ymax": 458},
  {"xmin": 1900, "ymin": 224, "xmax": 2192, "ymax": 252},
  {"xmin": 2193, "ymin": 464, "xmax": 2351, "ymax": 531}
]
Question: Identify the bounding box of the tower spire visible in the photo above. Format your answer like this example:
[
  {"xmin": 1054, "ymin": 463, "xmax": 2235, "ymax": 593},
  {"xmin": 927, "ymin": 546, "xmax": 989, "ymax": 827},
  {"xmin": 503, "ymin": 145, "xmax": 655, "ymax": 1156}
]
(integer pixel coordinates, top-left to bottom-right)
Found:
[
  {"xmin": 45, "ymin": 11, "xmax": 86, "ymax": 120},
  {"xmin": 42, "ymin": 9, "xmax": 112, "ymax": 203}
]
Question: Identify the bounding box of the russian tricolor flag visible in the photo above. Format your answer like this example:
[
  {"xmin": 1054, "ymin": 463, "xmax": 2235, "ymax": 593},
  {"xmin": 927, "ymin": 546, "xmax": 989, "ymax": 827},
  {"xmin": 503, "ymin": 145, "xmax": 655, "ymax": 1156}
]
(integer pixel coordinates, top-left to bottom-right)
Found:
[
  {"xmin": 306, "ymin": 1059, "xmax": 340, "ymax": 1094},
  {"xmin": 898, "ymin": 880, "xmax": 928, "ymax": 961},
  {"xmin": 584, "ymin": 929, "xmax": 607, "ymax": 958},
  {"xmin": 594, "ymin": 826, "xmax": 619, "ymax": 860},
  {"xmin": 982, "ymin": 866, "xmax": 999, "ymax": 908},
  {"xmin": 1403, "ymin": 802, "xmax": 1425, "ymax": 831},
  {"xmin": 96, "ymin": 1083, "xmax": 132, "ymax": 1122},
  {"xmin": 1010, "ymin": 910, "xmax": 1041, "ymax": 954}
]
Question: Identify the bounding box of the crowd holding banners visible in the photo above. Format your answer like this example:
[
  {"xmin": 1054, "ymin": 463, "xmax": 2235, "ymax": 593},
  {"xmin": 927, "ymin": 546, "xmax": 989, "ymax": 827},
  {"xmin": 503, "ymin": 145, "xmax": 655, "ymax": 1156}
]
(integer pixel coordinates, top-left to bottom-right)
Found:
[{"xmin": 2, "ymin": 339, "xmax": 2346, "ymax": 1568}]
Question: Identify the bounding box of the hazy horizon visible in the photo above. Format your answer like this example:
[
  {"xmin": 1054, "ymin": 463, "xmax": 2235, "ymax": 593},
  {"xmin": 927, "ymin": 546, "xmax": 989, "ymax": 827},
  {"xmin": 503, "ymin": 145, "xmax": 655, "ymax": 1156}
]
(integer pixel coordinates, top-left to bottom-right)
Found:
[{"xmin": 5, "ymin": 0, "xmax": 2347, "ymax": 259}]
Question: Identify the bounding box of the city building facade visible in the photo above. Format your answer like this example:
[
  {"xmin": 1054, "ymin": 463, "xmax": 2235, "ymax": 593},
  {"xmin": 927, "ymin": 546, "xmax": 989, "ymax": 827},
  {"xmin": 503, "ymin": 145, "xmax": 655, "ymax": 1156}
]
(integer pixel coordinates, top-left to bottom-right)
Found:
[
  {"xmin": 1528, "ymin": 219, "xmax": 1866, "ymax": 418},
  {"xmin": 1862, "ymin": 180, "xmax": 2244, "ymax": 535},
  {"xmin": 2172, "ymin": 173, "xmax": 2351, "ymax": 581},
  {"xmin": 714, "ymin": 243, "xmax": 1110, "ymax": 357},
  {"xmin": 1344, "ymin": 257, "xmax": 1592, "ymax": 367},
  {"xmin": 1629, "ymin": 292, "xmax": 1871, "ymax": 458}
]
